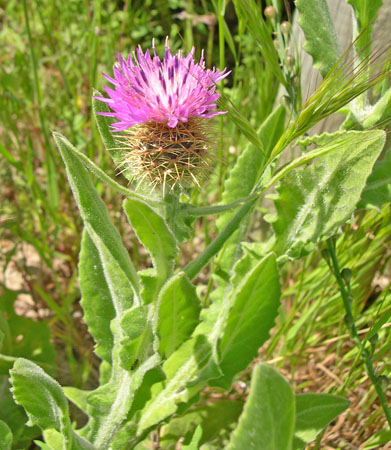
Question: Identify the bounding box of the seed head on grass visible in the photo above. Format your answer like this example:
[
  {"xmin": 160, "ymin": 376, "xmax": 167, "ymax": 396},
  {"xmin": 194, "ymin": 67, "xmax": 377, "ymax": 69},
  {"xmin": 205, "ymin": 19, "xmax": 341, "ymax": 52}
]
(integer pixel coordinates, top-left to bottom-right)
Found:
[{"xmin": 95, "ymin": 39, "xmax": 229, "ymax": 191}]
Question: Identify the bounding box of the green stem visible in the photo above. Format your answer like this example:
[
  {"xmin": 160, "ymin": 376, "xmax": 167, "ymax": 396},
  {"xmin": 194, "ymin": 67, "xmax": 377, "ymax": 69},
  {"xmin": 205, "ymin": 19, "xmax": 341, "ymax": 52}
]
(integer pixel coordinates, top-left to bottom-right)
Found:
[
  {"xmin": 326, "ymin": 238, "xmax": 391, "ymax": 429},
  {"xmin": 184, "ymin": 198, "xmax": 257, "ymax": 280},
  {"xmin": 185, "ymin": 193, "xmax": 257, "ymax": 216}
]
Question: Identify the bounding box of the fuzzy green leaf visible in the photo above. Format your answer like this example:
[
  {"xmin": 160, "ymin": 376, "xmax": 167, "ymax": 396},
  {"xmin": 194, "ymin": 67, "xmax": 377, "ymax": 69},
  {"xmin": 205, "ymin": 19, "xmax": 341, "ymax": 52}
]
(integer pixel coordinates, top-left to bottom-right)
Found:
[
  {"xmin": 358, "ymin": 150, "xmax": 391, "ymax": 210},
  {"xmin": 227, "ymin": 363, "xmax": 295, "ymax": 450},
  {"xmin": 293, "ymin": 394, "xmax": 349, "ymax": 446},
  {"xmin": 63, "ymin": 387, "xmax": 90, "ymax": 415},
  {"xmin": 363, "ymin": 88, "xmax": 391, "ymax": 129},
  {"xmin": 296, "ymin": 0, "xmax": 341, "ymax": 77},
  {"xmin": 54, "ymin": 132, "xmax": 139, "ymax": 304},
  {"xmin": 123, "ymin": 198, "xmax": 178, "ymax": 284},
  {"xmin": 0, "ymin": 420, "xmax": 12, "ymax": 450},
  {"xmin": 272, "ymin": 130, "xmax": 385, "ymax": 258},
  {"xmin": 9, "ymin": 359, "xmax": 71, "ymax": 440},
  {"xmin": 79, "ymin": 230, "xmax": 115, "ymax": 364},
  {"xmin": 119, "ymin": 306, "xmax": 148, "ymax": 371},
  {"xmin": 216, "ymin": 254, "xmax": 281, "ymax": 388},
  {"xmin": 157, "ymin": 272, "xmax": 201, "ymax": 358}
]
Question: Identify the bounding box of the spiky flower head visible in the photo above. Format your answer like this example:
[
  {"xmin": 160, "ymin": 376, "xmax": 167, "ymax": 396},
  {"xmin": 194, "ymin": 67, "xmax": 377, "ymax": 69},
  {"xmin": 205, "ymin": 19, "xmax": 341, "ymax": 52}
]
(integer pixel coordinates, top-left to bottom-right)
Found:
[{"xmin": 96, "ymin": 39, "xmax": 229, "ymax": 190}]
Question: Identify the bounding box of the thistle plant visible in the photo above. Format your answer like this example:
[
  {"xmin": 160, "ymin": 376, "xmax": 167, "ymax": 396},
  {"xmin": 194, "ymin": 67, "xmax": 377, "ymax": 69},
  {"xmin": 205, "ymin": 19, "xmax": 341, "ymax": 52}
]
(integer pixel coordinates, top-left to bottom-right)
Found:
[
  {"xmin": 95, "ymin": 41, "xmax": 229, "ymax": 190},
  {"xmin": 4, "ymin": 1, "xmax": 391, "ymax": 449}
]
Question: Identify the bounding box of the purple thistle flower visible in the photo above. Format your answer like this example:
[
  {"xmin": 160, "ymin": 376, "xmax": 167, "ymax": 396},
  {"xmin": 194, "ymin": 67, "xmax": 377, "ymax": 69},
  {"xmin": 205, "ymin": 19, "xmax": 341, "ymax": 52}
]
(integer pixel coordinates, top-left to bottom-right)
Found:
[{"xmin": 96, "ymin": 39, "xmax": 230, "ymax": 130}]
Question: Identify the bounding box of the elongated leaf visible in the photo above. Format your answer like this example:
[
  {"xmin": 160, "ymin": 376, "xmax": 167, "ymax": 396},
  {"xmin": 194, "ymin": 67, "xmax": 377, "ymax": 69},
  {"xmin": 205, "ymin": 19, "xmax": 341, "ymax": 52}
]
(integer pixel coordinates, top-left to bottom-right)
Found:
[
  {"xmin": 294, "ymin": 394, "xmax": 349, "ymax": 445},
  {"xmin": 0, "ymin": 420, "xmax": 12, "ymax": 450},
  {"xmin": 272, "ymin": 130, "xmax": 385, "ymax": 258},
  {"xmin": 86, "ymin": 224, "xmax": 136, "ymax": 316},
  {"xmin": 53, "ymin": 132, "xmax": 139, "ymax": 302},
  {"xmin": 123, "ymin": 198, "xmax": 178, "ymax": 283},
  {"xmin": 296, "ymin": 0, "xmax": 341, "ymax": 77},
  {"xmin": 227, "ymin": 363, "xmax": 295, "ymax": 450},
  {"xmin": 79, "ymin": 230, "xmax": 115, "ymax": 363},
  {"xmin": 9, "ymin": 359, "xmax": 72, "ymax": 442},
  {"xmin": 216, "ymin": 254, "xmax": 281, "ymax": 388},
  {"xmin": 157, "ymin": 272, "xmax": 201, "ymax": 358},
  {"xmin": 358, "ymin": 151, "xmax": 391, "ymax": 210}
]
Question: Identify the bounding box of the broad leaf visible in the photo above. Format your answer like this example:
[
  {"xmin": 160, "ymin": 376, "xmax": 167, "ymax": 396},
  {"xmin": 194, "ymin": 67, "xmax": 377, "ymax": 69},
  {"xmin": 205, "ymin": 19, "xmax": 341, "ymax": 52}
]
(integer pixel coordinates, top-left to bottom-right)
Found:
[
  {"xmin": 123, "ymin": 198, "xmax": 178, "ymax": 287},
  {"xmin": 296, "ymin": 0, "xmax": 341, "ymax": 77},
  {"xmin": 358, "ymin": 150, "xmax": 391, "ymax": 210},
  {"xmin": 215, "ymin": 254, "xmax": 280, "ymax": 388},
  {"xmin": 272, "ymin": 130, "xmax": 385, "ymax": 258},
  {"xmin": 9, "ymin": 359, "xmax": 72, "ymax": 442},
  {"xmin": 294, "ymin": 393, "xmax": 349, "ymax": 446},
  {"xmin": 119, "ymin": 306, "xmax": 148, "ymax": 371},
  {"xmin": 157, "ymin": 272, "xmax": 201, "ymax": 359},
  {"xmin": 226, "ymin": 363, "xmax": 295, "ymax": 450},
  {"xmin": 79, "ymin": 231, "xmax": 115, "ymax": 364}
]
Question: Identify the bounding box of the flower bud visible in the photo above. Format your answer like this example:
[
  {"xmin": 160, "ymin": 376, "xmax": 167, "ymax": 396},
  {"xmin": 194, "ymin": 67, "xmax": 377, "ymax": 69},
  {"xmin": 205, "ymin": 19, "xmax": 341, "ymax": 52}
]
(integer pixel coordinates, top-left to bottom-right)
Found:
[
  {"xmin": 285, "ymin": 55, "xmax": 295, "ymax": 68},
  {"xmin": 281, "ymin": 21, "xmax": 291, "ymax": 34},
  {"xmin": 264, "ymin": 6, "xmax": 276, "ymax": 20}
]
